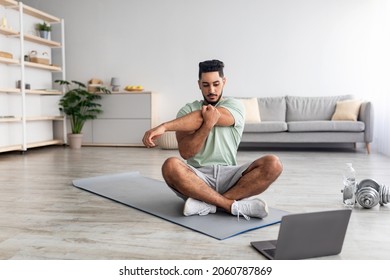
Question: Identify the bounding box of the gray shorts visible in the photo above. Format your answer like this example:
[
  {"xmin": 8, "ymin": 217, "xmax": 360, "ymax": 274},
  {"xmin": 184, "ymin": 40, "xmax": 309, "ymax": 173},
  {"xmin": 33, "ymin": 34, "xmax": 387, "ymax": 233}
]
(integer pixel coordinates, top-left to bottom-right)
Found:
[{"xmin": 173, "ymin": 162, "xmax": 252, "ymax": 200}]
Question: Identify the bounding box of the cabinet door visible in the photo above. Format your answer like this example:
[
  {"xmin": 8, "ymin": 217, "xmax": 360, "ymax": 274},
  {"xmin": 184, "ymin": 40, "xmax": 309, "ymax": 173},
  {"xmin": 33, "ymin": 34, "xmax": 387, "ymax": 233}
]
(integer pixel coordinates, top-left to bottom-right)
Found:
[
  {"xmin": 92, "ymin": 119, "xmax": 151, "ymax": 145},
  {"xmin": 81, "ymin": 121, "xmax": 93, "ymax": 143},
  {"xmin": 99, "ymin": 94, "xmax": 151, "ymax": 119}
]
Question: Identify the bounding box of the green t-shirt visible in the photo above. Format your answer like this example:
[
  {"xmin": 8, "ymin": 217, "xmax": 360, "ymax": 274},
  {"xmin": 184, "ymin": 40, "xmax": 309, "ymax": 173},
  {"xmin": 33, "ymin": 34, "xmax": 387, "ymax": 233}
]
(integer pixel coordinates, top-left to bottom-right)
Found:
[{"xmin": 176, "ymin": 98, "xmax": 245, "ymax": 168}]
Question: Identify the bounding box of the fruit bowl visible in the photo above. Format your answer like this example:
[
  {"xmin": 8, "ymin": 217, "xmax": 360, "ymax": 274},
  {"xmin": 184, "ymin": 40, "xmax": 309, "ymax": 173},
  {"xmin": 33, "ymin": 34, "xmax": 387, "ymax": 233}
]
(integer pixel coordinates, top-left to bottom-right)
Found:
[{"xmin": 124, "ymin": 85, "xmax": 143, "ymax": 92}]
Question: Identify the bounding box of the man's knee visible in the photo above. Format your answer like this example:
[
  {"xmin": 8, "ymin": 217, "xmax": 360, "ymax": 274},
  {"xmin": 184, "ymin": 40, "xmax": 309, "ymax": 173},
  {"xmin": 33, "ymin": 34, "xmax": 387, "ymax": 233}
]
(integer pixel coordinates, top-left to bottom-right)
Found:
[
  {"xmin": 162, "ymin": 157, "xmax": 182, "ymax": 176},
  {"xmin": 265, "ymin": 154, "xmax": 283, "ymax": 174},
  {"xmin": 255, "ymin": 154, "xmax": 283, "ymax": 178}
]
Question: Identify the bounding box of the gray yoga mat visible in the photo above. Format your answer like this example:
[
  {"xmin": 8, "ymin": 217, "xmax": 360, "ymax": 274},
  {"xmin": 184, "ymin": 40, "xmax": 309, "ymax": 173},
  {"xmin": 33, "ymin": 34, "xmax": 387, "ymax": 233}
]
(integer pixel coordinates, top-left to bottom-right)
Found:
[{"xmin": 73, "ymin": 172, "xmax": 288, "ymax": 240}]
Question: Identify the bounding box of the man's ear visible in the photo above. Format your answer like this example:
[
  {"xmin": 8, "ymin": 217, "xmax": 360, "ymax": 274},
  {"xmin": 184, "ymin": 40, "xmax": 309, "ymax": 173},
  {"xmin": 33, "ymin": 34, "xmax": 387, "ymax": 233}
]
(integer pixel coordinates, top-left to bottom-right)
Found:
[
  {"xmin": 223, "ymin": 77, "xmax": 227, "ymax": 85},
  {"xmin": 198, "ymin": 80, "xmax": 201, "ymax": 89}
]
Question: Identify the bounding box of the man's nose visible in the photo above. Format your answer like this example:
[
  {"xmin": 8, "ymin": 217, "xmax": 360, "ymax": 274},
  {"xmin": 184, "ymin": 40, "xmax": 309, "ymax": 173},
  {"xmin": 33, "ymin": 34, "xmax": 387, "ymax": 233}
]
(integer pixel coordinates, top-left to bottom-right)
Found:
[{"xmin": 209, "ymin": 85, "xmax": 215, "ymax": 93}]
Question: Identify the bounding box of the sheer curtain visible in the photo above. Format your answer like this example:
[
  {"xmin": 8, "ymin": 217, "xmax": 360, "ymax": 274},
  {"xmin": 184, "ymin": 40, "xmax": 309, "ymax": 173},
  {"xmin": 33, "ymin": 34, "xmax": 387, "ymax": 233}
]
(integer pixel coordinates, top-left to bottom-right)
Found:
[
  {"xmin": 370, "ymin": 0, "xmax": 390, "ymax": 156},
  {"xmin": 373, "ymin": 96, "xmax": 390, "ymax": 156}
]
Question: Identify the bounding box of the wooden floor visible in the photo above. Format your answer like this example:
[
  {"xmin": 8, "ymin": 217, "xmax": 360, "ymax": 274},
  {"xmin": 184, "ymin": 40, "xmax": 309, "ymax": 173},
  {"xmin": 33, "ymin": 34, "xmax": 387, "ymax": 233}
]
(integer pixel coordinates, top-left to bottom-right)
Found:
[{"xmin": 0, "ymin": 145, "xmax": 389, "ymax": 260}]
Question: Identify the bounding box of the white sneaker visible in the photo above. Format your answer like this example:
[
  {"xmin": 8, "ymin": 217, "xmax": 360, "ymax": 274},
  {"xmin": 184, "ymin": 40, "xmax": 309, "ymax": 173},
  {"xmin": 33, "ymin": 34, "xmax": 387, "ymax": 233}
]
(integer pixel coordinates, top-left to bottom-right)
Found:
[
  {"xmin": 231, "ymin": 195, "xmax": 269, "ymax": 220},
  {"xmin": 183, "ymin": 198, "xmax": 217, "ymax": 216}
]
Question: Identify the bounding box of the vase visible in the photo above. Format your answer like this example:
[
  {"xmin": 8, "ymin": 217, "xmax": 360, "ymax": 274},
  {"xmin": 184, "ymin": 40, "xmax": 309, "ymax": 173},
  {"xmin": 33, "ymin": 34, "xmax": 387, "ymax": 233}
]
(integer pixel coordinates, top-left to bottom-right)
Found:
[{"xmin": 67, "ymin": 133, "xmax": 83, "ymax": 149}]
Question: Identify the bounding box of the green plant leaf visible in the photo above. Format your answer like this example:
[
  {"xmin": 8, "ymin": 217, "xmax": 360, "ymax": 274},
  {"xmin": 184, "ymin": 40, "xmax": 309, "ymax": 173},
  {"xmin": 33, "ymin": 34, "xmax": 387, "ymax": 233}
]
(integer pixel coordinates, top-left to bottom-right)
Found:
[{"xmin": 56, "ymin": 80, "xmax": 111, "ymax": 134}]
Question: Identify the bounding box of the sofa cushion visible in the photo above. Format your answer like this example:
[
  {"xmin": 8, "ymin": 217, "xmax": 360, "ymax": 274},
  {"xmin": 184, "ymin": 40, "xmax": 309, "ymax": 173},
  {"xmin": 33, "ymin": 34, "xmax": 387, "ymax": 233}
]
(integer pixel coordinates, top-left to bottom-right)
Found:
[
  {"xmin": 244, "ymin": 121, "xmax": 288, "ymax": 133},
  {"xmin": 331, "ymin": 99, "xmax": 362, "ymax": 121},
  {"xmin": 236, "ymin": 98, "xmax": 261, "ymax": 123},
  {"xmin": 257, "ymin": 96, "xmax": 286, "ymax": 121},
  {"xmin": 286, "ymin": 95, "xmax": 353, "ymax": 122},
  {"xmin": 288, "ymin": 121, "xmax": 365, "ymax": 132}
]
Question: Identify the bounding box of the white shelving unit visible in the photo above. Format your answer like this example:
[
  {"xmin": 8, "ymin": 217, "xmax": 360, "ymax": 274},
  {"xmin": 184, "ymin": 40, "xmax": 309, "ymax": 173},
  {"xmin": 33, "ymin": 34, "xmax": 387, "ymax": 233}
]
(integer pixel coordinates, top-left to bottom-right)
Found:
[{"xmin": 0, "ymin": 0, "xmax": 66, "ymax": 153}]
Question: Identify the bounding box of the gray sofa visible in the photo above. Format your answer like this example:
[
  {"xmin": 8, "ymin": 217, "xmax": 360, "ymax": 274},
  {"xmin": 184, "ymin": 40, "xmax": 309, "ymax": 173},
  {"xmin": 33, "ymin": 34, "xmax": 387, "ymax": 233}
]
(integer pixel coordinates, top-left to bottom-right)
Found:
[{"xmin": 236, "ymin": 95, "xmax": 373, "ymax": 153}]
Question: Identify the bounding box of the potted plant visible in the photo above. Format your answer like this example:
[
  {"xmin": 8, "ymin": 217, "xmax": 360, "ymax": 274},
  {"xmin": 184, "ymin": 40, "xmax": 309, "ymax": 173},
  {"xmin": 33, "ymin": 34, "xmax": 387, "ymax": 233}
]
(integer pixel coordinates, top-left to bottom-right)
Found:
[
  {"xmin": 55, "ymin": 80, "xmax": 111, "ymax": 149},
  {"xmin": 36, "ymin": 22, "xmax": 52, "ymax": 39}
]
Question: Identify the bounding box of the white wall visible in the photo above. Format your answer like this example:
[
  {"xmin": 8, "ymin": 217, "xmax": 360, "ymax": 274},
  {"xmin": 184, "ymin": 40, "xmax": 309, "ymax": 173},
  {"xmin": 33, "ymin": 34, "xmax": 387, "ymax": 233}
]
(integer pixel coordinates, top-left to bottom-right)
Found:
[{"xmin": 23, "ymin": 0, "xmax": 390, "ymax": 155}]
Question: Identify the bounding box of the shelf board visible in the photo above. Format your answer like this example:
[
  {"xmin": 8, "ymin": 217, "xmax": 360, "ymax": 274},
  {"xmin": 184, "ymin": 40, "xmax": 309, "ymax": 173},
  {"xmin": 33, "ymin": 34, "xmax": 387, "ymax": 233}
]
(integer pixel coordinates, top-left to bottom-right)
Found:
[
  {"xmin": 1, "ymin": 29, "xmax": 61, "ymax": 48},
  {"xmin": 0, "ymin": 56, "xmax": 19, "ymax": 65},
  {"xmin": 0, "ymin": 26, "xmax": 18, "ymax": 36},
  {"xmin": 0, "ymin": 88, "xmax": 20, "ymax": 94},
  {"xmin": 27, "ymin": 139, "xmax": 63, "ymax": 149},
  {"xmin": 26, "ymin": 89, "xmax": 62, "ymax": 95},
  {"xmin": 0, "ymin": 0, "xmax": 60, "ymax": 23},
  {"xmin": 24, "ymin": 33, "xmax": 61, "ymax": 47},
  {"xmin": 24, "ymin": 61, "xmax": 61, "ymax": 71},
  {"xmin": 1, "ymin": 29, "xmax": 61, "ymax": 47},
  {"xmin": 0, "ymin": 116, "xmax": 22, "ymax": 123},
  {"xmin": 0, "ymin": 0, "xmax": 16, "ymax": 7},
  {"xmin": 23, "ymin": 6, "xmax": 60, "ymax": 23},
  {"xmin": 0, "ymin": 88, "xmax": 62, "ymax": 95},
  {"xmin": 26, "ymin": 116, "xmax": 64, "ymax": 121},
  {"xmin": 0, "ymin": 116, "xmax": 64, "ymax": 122},
  {"xmin": 0, "ymin": 144, "xmax": 23, "ymax": 153}
]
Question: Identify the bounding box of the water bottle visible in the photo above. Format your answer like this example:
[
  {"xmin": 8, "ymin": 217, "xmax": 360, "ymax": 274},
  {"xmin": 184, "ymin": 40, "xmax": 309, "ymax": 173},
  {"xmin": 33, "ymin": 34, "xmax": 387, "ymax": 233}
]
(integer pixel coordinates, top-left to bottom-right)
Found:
[{"xmin": 342, "ymin": 163, "xmax": 356, "ymax": 207}]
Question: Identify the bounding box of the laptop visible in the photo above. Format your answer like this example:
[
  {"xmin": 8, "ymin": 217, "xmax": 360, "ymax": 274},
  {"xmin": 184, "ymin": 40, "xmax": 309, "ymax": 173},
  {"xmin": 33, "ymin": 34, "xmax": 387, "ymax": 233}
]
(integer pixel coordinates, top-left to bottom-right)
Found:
[{"xmin": 251, "ymin": 209, "xmax": 352, "ymax": 260}]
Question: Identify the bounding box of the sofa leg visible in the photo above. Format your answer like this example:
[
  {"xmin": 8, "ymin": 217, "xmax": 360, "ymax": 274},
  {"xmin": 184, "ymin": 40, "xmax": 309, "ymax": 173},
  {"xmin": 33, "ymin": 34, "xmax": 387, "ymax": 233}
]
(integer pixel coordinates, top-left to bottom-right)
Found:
[{"xmin": 366, "ymin": 143, "xmax": 371, "ymax": 154}]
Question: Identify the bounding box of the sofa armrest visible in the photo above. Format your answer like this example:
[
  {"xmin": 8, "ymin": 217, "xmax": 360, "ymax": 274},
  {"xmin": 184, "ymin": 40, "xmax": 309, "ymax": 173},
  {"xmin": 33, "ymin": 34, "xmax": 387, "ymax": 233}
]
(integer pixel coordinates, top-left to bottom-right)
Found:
[{"xmin": 359, "ymin": 101, "xmax": 374, "ymax": 142}]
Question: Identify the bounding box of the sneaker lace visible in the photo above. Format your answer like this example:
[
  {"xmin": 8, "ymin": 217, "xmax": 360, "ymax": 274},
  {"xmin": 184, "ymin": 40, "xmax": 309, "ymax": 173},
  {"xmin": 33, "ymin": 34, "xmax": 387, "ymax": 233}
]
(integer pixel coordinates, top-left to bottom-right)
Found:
[
  {"xmin": 233, "ymin": 202, "xmax": 250, "ymax": 221},
  {"xmin": 197, "ymin": 202, "xmax": 211, "ymax": 216}
]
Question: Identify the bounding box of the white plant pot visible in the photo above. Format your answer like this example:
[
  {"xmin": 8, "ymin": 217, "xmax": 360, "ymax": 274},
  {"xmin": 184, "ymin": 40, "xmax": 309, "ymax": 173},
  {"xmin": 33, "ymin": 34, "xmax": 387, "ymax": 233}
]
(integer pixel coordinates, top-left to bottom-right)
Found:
[
  {"xmin": 67, "ymin": 133, "xmax": 83, "ymax": 149},
  {"xmin": 39, "ymin": 30, "xmax": 49, "ymax": 39}
]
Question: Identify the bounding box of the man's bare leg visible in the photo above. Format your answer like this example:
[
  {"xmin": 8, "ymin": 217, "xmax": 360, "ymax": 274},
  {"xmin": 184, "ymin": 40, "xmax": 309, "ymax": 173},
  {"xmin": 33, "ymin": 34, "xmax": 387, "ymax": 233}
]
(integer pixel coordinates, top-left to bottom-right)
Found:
[
  {"xmin": 223, "ymin": 154, "xmax": 283, "ymax": 200},
  {"xmin": 162, "ymin": 157, "xmax": 234, "ymax": 212}
]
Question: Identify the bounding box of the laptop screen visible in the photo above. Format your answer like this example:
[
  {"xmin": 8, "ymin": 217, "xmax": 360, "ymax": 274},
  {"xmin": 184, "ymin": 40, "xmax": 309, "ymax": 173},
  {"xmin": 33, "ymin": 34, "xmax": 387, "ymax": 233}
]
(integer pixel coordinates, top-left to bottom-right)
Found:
[{"xmin": 251, "ymin": 209, "xmax": 352, "ymax": 260}]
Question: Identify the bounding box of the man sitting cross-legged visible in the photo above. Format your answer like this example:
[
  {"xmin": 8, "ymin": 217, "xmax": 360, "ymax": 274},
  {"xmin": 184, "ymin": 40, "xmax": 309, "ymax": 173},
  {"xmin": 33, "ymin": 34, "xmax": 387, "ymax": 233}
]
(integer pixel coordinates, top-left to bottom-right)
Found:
[{"xmin": 142, "ymin": 59, "xmax": 283, "ymax": 220}]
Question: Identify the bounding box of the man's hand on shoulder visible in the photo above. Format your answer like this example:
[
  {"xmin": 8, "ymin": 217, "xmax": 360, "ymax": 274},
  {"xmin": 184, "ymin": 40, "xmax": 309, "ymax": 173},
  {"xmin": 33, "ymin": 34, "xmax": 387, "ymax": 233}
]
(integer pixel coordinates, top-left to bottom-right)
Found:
[
  {"xmin": 201, "ymin": 105, "xmax": 221, "ymax": 129},
  {"xmin": 142, "ymin": 124, "xmax": 166, "ymax": 148}
]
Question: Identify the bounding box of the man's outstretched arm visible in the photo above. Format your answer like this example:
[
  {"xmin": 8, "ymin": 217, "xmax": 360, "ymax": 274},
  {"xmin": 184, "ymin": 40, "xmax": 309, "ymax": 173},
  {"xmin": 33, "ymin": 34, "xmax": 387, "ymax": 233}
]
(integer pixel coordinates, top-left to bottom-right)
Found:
[
  {"xmin": 142, "ymin": 105, "xmax": 234, "ymax": 151},
  {"xmin": 142, "ymin": 110, "xmax": 203, "ymax": 148}
]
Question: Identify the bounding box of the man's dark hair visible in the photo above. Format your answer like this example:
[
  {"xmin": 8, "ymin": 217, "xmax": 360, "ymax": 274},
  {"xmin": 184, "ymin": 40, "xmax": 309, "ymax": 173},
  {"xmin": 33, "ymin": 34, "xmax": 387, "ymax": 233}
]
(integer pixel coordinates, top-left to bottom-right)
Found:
[{"xmin": 198, "ymin": 59, "xmax": 225, "ymax": 79}]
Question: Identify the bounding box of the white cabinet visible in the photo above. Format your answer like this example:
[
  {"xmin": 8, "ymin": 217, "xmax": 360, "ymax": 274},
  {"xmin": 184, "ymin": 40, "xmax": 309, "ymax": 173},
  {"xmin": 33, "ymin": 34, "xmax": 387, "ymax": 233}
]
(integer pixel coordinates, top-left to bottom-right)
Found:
[
  {"xmin": 0, "ymin": 0, "xmax": 66, "ymax": 153},
  {"xmin": 81, "ymin": 92, "xmax": 158, "ymax": 146}
]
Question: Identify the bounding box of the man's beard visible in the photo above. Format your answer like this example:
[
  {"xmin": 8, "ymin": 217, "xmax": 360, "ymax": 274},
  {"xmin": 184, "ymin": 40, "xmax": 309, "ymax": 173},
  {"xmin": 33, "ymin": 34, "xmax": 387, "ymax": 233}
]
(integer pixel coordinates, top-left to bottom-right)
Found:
[{"xmin": 204, "ymin": 91, "xmax": 223, "ymax": 106}]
